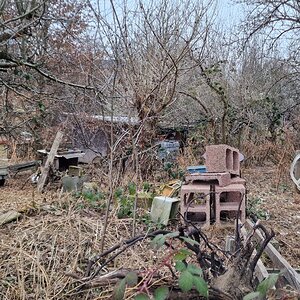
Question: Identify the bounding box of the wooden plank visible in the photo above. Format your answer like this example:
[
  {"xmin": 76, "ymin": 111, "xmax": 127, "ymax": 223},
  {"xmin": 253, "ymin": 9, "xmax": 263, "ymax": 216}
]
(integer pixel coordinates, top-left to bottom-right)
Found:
[
  {"xmin": 245, "ymin": 219, "xmax": 300, "ymax": 291},
  {"xmin": 240, "ymin": 225, "xmax": 269, "ymax": 282},
  {"xmin": 8, "ymin": 160, "xmax": 40, "ymax": 175},
  {"xmin": 0, "ymin": 210, "xmax": 21, "ymax": 225},
  {"xmin": 37, "ymin": 131, "xmax": 63, "ymax": 193},
  {"xmin": 256, "ymin": 259, "xmax": 269, "ymax": 282}
]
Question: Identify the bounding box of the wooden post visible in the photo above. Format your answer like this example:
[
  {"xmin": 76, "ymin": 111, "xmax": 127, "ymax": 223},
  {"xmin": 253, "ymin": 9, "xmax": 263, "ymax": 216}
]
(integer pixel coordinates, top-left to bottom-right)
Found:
[{"xmin": 37, "ymin": 130, "xmax": 63, "ymax": 193}]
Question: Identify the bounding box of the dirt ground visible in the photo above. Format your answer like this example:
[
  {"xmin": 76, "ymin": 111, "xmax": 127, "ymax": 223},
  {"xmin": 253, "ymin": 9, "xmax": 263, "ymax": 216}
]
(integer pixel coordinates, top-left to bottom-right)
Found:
[
  {"xmin": 243, "ymin": 165, "xmax": 300, "ymax": 269},
  {"xmin": 0, "ymin": 165, "xmax": 299, "ymax": 299},
  {"xmin": 1, "ymin": 166, "xmax": 300, "ymax": 269}
]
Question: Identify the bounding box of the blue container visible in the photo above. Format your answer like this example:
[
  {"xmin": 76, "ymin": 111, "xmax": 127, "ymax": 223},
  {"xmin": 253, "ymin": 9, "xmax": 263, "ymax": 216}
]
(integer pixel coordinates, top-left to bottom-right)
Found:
[{"xmin": 187, "ymin": 165, "xmax": 207, "ymax": 174}]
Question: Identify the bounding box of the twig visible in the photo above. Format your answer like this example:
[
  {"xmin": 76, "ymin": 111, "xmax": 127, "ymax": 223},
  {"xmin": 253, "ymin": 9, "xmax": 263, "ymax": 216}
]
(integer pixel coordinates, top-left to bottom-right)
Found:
[
  {"xmin": 249, "ymin": 223, "xmax": 275, "ymax": 279},
  {"xmin": 85, "ymin": 230, "xmax": 171, "ymax": 277},
  {"xmin": 234, "ymin": 191, "xmax": 246, "ymax": 252}
]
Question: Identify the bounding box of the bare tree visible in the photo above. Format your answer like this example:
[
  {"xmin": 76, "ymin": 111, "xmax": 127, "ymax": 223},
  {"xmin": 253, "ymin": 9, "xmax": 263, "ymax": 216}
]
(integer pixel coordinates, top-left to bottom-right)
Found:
[
  {"xmin": 88, "ymin": 0, "xmax": 216, "ymax": 139},
  {"xmin": 235, "ymin": 0, "xmax": 300, "ymax": 146},
  {"xmin": 0, "ymin": 0, "xmax": 104, "ymax": 147},
  {"xmin": 239, "ymin": 0, "xmax": 300, "ymax": 47}
]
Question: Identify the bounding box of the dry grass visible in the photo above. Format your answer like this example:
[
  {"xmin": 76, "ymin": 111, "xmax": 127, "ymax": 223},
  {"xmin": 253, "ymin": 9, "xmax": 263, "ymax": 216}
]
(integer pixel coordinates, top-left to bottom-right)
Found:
[
  {"xmin": 0, "ymin": 188, "xmax": 171, "ymax": 300},
  {"xmin": 1, "ymin": 136, "xmax": 300, "ymax": 299},
  {"xmin": 177, "ymin": 145, "xmax": 204, "ymax": 171},
  {"xmin": 242, "ymin": 129, "xmax": 296, "ymax": 168},
  {"xmin": 243, "ymin": 166, "xmax": 300, "ymax": 268}
]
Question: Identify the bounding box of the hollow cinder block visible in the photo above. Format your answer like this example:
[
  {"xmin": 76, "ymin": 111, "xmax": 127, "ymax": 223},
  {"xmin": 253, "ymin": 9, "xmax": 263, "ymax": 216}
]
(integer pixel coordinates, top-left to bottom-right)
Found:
[
  {"xmin": 205, "ymin": 144, "xmax": 240, "ymax": 175},
  {"xmin": 215, "ymin": 183, "xmax": 246, "ymax": 224},
  {"xmin": 180, "ymin": 183, "xmax": 211, "ymax": 226},
  {"xmin": 185, "ymin": 172, "xmax": 231, "ymax": 187}
]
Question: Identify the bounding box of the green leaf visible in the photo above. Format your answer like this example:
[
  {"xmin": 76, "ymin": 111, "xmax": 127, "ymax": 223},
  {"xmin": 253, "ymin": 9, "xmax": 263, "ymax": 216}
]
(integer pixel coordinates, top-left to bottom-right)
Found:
[
  {"xmin": 174, "ymin": 248, "xmax": 192, "ymax": 261},
  {"xmin": 175, "ymin": 261, "xmax": 186, "ymax": 272},
  {"xmin": 135, "ymin": 293, "xmax": 150, "ymax": 300},
  {"xmin": 151, "ymin": 234, "xmax": 166, "ymax": 249},
  {"xmin": 243, "ymin": 291, "xmax": 261, "ymax": 300},
  {"xmin": 178, "ymin": 248, "xmax": 192, "ymax": 255},
  {"xmin": 128, "ymin": 182, "xmax": 136, "ymax": 195},
  {"xmin": 114, "ymin": 188, "xmax": 123, "ymax": 199},
  {"xmin": 187, "ymin": 264, "xmax": 203, "ymax": 276},
  {"xmin": 180, "ymin": 237, "xmax": 200, "ymax": 246},
  {"xmin": 38, "ymin": 101, "xmax": 46, "ymax": 112},
  {"xmin": 193, "ymin": 276, "xmax": 208, "ymax": 298},
  {"xmin": 165, "ymin": 231, "xmax": 179, "ymax": 238},
  {"xmin": 178, "ymin": 270, "xmax": 194, "ymax": 292},
  {"xmin": 125, "ymin": 271, "xmax": 138, "ymax": 287},
  {"xmin": 154, "ymin": 286, "xmax": 169, "ymax": 300},
  {"xmin": 112, "ymin": 278, "xmax": 126, "ymax": 300},
  {"xmin": 256, "ymin": 273, "xmax": 279, "ymax": 296},
  {"xmin": 174, "ymin": 252, "xmax": 187, "ymax": 261}
]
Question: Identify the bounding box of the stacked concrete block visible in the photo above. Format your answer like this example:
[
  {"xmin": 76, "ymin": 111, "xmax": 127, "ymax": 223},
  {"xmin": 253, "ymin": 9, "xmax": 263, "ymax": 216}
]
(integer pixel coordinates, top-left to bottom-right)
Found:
[
  {"xmin": 180, "ymin": 183, "xmax": 211, "ymax": 226},
  {"xmin": 215, "ymin": 183, "xmax": 246, "ymax": 224},
  {"xmin": 185, "ymin": 172, "xmax": 231, "ymax": 187},
  {"xmin": 205, "ymin": 144, "xmax": 240, "ymax": 176},
  {"xmin": 180, "ymin": 144, "xmax": 246, "ymax": 226}
]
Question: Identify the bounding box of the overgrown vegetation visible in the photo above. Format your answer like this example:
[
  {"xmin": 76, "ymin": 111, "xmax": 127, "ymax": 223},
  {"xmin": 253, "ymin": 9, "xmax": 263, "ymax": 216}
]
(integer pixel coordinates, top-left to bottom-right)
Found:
[
  {"xmin": 0, "ymin": 0, "xmax": 300, "ymax": 299},
  {"xmin": 247, "ymin": 197, "xmax": 269, "ymax": 221}
]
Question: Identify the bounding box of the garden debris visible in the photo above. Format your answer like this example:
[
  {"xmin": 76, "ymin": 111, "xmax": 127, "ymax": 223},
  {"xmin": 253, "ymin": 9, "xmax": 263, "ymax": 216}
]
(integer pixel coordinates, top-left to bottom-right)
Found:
[
  {"xmin": 0, "ymin": 199, "xmax": 165, "ymax": 299},
  {"xmin": 0, "ymin": 210, "xmax": 21, "ymax": 225},
  {"xmin": 68, "ymin": 165, "xmax": 83, "ymax": 177},
  {"xmin": 8, "ymin": 160, "xmax": 40, "ymax": 176},
  {"xmin": 37, "ymin": 130, "xmax": 63, "ymax": 193},
  {"xmin": 0, "ymin": 165, "xmax": 8, "ymax": 186},
  {"xmin": 37, "ymin": 148, "xmax": 85, "ymax": 172},
  {"xmin": 244, "ymin": 166, "xmax": 300, "ymax": 268},
  {"xmin": 62, "ymin": 175, "xmax": 88, "ymax": 192},
  {"xmin": 157, "ymin": 140, "xmax": 180, "ymax": 162},
  {"xmin": 244, "ymin": 219, "xmax": 300, "ymax": 290},
  {"xmin": 0, "ymin": 161, "xmax": 300, "ymax": 299},
  {"xmin": 150, "ymin": 196, "xmax": 180, "ymax": 225},
  {"xmin": 290, "ymin": 151, "xmax": 300, "ymax": 191},
  {"xmin": 158, "ymin": 179, "xmax": 181, "ymax": 197},
  {"xmin": 0, "ymin": 143, "xmax": 8, "ymax": 184}
]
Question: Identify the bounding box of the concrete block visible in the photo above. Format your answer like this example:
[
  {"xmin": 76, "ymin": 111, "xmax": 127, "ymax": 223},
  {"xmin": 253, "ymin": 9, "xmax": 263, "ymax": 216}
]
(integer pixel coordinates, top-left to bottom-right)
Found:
[
  {"xmin": 185, "ymin": 172, "xmax": 231, "ymax": 187},
  {"xmin": 62, "ymin": 175, "xmax": 88, "ymax": 193},
  {"xmin": 230, "ymin": 176, "xmax": 246, "ymax": 185},
  {"xmin": 180, "ymin": 183, "xmax": 211, "ymax": 226},
  {"xmin": 68, "ymin": 165, "xmax": 82, "ymax": 177},
  {"xmin": 215, "ymin": 183, "xmax": 246, "ymax": 224},
  {"xmin": 205, "ymin": 144, "xmax": 240, "ymax": 175}
]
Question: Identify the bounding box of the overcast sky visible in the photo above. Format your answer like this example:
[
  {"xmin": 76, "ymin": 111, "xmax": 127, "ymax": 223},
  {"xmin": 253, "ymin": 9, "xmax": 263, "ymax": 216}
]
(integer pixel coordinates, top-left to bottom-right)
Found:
[{"xmin": 217, "ymin": 0, "xmax": 245, "ymax": 27}]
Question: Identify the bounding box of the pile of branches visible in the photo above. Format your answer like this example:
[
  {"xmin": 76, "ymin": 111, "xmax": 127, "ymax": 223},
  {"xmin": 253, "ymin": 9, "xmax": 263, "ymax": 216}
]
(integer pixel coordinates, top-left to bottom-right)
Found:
[{"xmin": 70, "ymin": 215, "xmax": 275, "ymax": 300}]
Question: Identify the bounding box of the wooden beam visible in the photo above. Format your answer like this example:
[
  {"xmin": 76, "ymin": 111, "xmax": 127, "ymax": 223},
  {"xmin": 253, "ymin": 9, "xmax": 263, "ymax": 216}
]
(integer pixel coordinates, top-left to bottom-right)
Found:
[
  {"xmin": 37, "ymin": 131, "xmax": 63, "ymax": 193},
  {"xmin": 245, "ymin": 219, "xmax": 300, "ymax": 291}
]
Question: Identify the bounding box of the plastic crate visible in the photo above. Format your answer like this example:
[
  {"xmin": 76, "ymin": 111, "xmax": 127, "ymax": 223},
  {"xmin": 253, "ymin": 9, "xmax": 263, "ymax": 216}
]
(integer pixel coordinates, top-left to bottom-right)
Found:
[{"xmin": 187, "ymin": 165, "xmax": 207, "ymax": 174}]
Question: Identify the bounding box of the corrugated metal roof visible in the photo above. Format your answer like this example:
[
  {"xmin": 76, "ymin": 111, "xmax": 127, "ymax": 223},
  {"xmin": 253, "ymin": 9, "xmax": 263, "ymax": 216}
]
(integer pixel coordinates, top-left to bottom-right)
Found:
[{"xmin": 37, "ymin": 149, "xmax": 85, "ymax": 159}]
